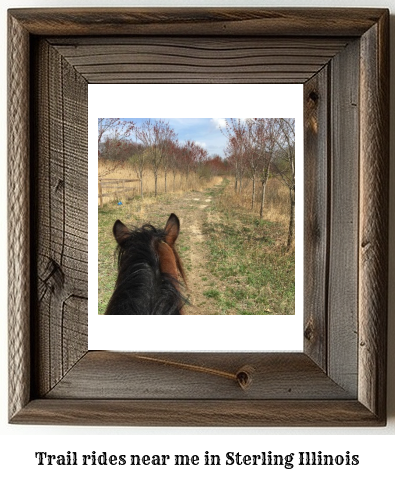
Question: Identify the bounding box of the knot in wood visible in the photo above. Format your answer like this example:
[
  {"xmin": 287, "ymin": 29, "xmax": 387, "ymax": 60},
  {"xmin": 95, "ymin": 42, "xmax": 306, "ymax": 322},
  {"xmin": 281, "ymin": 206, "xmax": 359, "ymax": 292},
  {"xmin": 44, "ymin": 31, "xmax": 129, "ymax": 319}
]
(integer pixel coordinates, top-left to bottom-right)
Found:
[
  {"xmin": 236, "ymin": 365, "xmax": 255, "ymax": 390},
  {"xmin": 304, "ymin": 322, "xmax": 314, "ymax": 341},
  {"xmin": 308, "ymin": 90, "xmax": 319, "ymax": 103}
]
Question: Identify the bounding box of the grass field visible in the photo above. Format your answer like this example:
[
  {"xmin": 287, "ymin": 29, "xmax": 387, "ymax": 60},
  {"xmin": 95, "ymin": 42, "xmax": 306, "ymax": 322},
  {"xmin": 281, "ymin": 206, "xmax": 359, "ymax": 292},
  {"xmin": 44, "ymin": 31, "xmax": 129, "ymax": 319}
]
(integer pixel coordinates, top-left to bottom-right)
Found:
[
  {"xmin": 98, "ymin": 170, "xmax": 295, "ymax": 315},
  {"xmin": 202, "ymin": 179, "xmax": 294, "ymax": 315},
  {"xmin": 98, "ymin": 159, "xmax": 215, "ymax": 205}
]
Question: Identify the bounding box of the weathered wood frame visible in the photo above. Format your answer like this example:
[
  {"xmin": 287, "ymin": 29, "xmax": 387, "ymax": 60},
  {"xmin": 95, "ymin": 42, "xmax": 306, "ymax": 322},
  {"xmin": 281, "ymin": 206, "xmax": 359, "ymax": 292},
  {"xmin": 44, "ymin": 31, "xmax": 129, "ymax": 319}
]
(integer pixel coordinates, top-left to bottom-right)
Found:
[{"xmin": 8, "ymin": 8, "xmax": 389, "ymax": 426}]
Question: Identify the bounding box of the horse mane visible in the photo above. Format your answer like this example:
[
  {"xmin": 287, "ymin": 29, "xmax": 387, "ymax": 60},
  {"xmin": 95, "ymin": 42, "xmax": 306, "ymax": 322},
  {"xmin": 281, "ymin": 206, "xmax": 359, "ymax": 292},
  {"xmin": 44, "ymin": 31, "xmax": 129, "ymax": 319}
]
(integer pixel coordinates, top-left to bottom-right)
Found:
[{"xmin": 105, "ymin": 223, "xmax": 187, "ymax": 315}]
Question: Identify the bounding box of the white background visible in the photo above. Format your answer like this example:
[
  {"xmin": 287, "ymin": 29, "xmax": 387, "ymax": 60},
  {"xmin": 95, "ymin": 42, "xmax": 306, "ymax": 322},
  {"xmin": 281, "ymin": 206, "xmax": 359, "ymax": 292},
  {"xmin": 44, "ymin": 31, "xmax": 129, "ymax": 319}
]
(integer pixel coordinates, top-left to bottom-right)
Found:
[
  {"xmin": 88, "ymin": 84, "xmax": 304, "ymax": 352},
  {"xmin": 1, "ymin": 0, "xmax": 394, "ymax": 476}
]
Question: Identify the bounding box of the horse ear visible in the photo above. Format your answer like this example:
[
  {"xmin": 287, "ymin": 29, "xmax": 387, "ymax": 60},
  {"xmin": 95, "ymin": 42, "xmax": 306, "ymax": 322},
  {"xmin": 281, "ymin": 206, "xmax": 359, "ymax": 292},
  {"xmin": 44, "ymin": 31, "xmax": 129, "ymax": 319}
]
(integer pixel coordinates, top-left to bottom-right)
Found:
[
  {"xmin": 113, "ymin": 220, "xmax": 130, "ymax": 245},
  {"xmin": 164, "ymin": 213, "xmax": 180, "ymax": 245}
]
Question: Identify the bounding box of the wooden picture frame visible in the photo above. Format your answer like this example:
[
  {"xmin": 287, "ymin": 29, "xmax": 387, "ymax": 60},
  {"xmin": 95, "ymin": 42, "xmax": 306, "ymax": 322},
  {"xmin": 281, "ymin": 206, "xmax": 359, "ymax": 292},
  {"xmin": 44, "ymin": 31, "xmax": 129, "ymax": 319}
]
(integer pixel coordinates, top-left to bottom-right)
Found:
[{"xmin": 8, "ymin": 8, "xmax": 389, "ymax": 426}]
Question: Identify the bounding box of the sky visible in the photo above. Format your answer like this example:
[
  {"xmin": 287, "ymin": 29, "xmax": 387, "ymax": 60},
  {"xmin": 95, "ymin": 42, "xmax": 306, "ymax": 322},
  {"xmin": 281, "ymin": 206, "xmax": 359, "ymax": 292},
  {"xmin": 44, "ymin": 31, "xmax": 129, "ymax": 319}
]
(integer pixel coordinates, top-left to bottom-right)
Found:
[{"xmin": 122, "ymin": 118, "xmax": 229, "ymax": 158}]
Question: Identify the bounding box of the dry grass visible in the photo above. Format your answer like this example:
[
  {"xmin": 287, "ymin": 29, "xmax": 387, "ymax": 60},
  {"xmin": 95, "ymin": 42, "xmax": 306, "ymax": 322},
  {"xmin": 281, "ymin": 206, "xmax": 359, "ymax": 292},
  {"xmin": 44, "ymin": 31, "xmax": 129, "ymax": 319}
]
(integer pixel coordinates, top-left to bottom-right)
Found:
[
  {"xmin": 201, "ymin": 178, "xmax": 295, "ymax": 314},
  {"xmin": 98, "ymin": 159, "xmax": 221, "ymax": 206},
  {"xmin": 218, "ymin": 176, "xmax": 290, "ymax": 228},
  {"xmin": 98, "ymin": 176, "xmax": 295, "ymax": 315}
]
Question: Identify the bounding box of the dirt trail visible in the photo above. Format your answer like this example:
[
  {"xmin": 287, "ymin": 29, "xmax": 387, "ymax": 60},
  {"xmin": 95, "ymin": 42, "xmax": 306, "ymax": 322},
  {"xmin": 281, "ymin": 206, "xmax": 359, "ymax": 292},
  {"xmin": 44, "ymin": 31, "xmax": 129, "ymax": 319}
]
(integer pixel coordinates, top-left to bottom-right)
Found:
[
  {"xmin": 177, "ymin": 189, "xmax": 219, "ymax": 315},
  {"xmin": 136, "ymin": 179, "xmax": 223, "ymax": 315}
]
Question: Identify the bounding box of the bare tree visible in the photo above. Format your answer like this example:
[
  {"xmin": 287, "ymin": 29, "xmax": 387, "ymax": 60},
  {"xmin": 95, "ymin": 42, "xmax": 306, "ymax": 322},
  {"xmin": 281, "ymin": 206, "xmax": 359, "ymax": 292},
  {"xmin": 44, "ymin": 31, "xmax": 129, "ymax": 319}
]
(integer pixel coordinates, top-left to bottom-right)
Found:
[
  {"xmin": 183, "ymin": 140, "xmax": 204, "ymax": 181},
  {"xmin": 135, "ymin": 119, "xmax": 176, "ymax": 197},
  {"xmin": 192, "ymin": 143, "xmax": 209, "ymax": 179},
  {"xmin": 135, "ymin": 120, "xmax": 156, "ymax": 190},
  {"xmin": 98, "ymin": 118, "xmax": 134, "ymax": 178},
  {"xmin": 273, "ymin": 118, "xmax": 296, "ymax": 250},
  {"xmin": 160, "ymin": 132, "xmax": 178, "ymax": 194},
  {"xmin": 221, "ymin": 119, "xmax": 247, "ymax": 193},
  {"xmin": 98, "ymin": 118, "xmax": 121, "ymax": 145},
  {"xmin": 256, "ymin": 118, "xmax": 281, "ymax": 219},
  {"xmin": 170, "ymin": 141, "xmax": 184, "ymax": 191},
  {"xmin": 128, "ymin": 139, "xmax": 146, "ymax": 198},
  {"xmin": 243, "ymin": 118, "xmax": 269, "ymax": 210}
]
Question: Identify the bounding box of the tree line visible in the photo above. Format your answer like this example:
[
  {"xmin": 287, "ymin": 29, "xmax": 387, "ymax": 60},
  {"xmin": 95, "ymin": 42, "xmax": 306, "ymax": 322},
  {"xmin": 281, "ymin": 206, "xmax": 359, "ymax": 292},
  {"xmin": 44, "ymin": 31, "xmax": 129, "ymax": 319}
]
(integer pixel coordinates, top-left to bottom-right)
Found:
[
  {"xmin": 98, "ymin": 117, "xmax": 296, "ymax": 249},
  {"xmin": 98, "ymin": 118, "xmax": 228, "ymax": 198},
  {"xmin": 220, "ymin": 117, "xmax": 295, "ymax": 249}
]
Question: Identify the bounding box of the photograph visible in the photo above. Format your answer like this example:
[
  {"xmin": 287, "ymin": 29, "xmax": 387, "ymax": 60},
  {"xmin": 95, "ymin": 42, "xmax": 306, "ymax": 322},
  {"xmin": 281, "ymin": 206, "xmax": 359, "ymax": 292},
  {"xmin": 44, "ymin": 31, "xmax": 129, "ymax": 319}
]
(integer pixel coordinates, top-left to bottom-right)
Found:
[
  {"xmin": 97, "ymin": 117, "xmax": 296, "ymax": 316},
  {"xmin": 88, "ymin": 84, "xmax": 303, "ymax": 352}
]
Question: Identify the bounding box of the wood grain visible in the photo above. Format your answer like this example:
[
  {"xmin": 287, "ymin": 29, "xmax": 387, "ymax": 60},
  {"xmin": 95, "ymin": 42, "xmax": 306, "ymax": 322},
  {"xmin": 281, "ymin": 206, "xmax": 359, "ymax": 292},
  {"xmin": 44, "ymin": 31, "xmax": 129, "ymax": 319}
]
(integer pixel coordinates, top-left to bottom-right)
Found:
[
  {"xmin": 45, "ymin": 352, "xmax": 353, "ymax": 400},
  {"xmin": 8, "ymin": 8, "xmax": 387, "ymax": 37},
  {"xmin": 11, "ymin": 399, "xmax": 384, "ymax": 427},
  {"xmin": 327, "ymin": 39, "xmax": 360, "ymax": 396},
  {"xmin": 31, "ymin": 39, "xmax": 88, "ymax": 397},
  {"xmin": 358, "ymin": 11, "xmax": 389, "ymax": 421},
  {"xmin": 303, "ymin": 67, "xmax": 329, "ymax": 371},
  {"xmin": 8, "ymin": 12, "xmax": 31, "ymax": 421},
  {"xmin": 49, "ymin": 37, "xmax": 350, "ymax": 84}
]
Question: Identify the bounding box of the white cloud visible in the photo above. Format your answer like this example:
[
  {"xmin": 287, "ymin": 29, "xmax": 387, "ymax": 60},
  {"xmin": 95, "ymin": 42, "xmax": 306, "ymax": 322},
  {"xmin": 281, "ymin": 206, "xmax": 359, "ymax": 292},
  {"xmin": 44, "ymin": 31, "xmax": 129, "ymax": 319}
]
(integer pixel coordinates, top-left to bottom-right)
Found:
[{"xmin": 211, "ymin": 118, "xmax": 226, "ymax": 129}]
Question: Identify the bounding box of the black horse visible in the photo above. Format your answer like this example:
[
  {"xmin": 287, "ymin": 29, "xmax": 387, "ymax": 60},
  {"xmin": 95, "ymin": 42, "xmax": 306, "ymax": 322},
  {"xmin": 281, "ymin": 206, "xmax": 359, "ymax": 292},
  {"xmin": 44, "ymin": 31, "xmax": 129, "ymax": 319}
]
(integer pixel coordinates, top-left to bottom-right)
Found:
[{"xmin": 105, "ymin": 213, "xmax": 187, "ymax": 315}]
